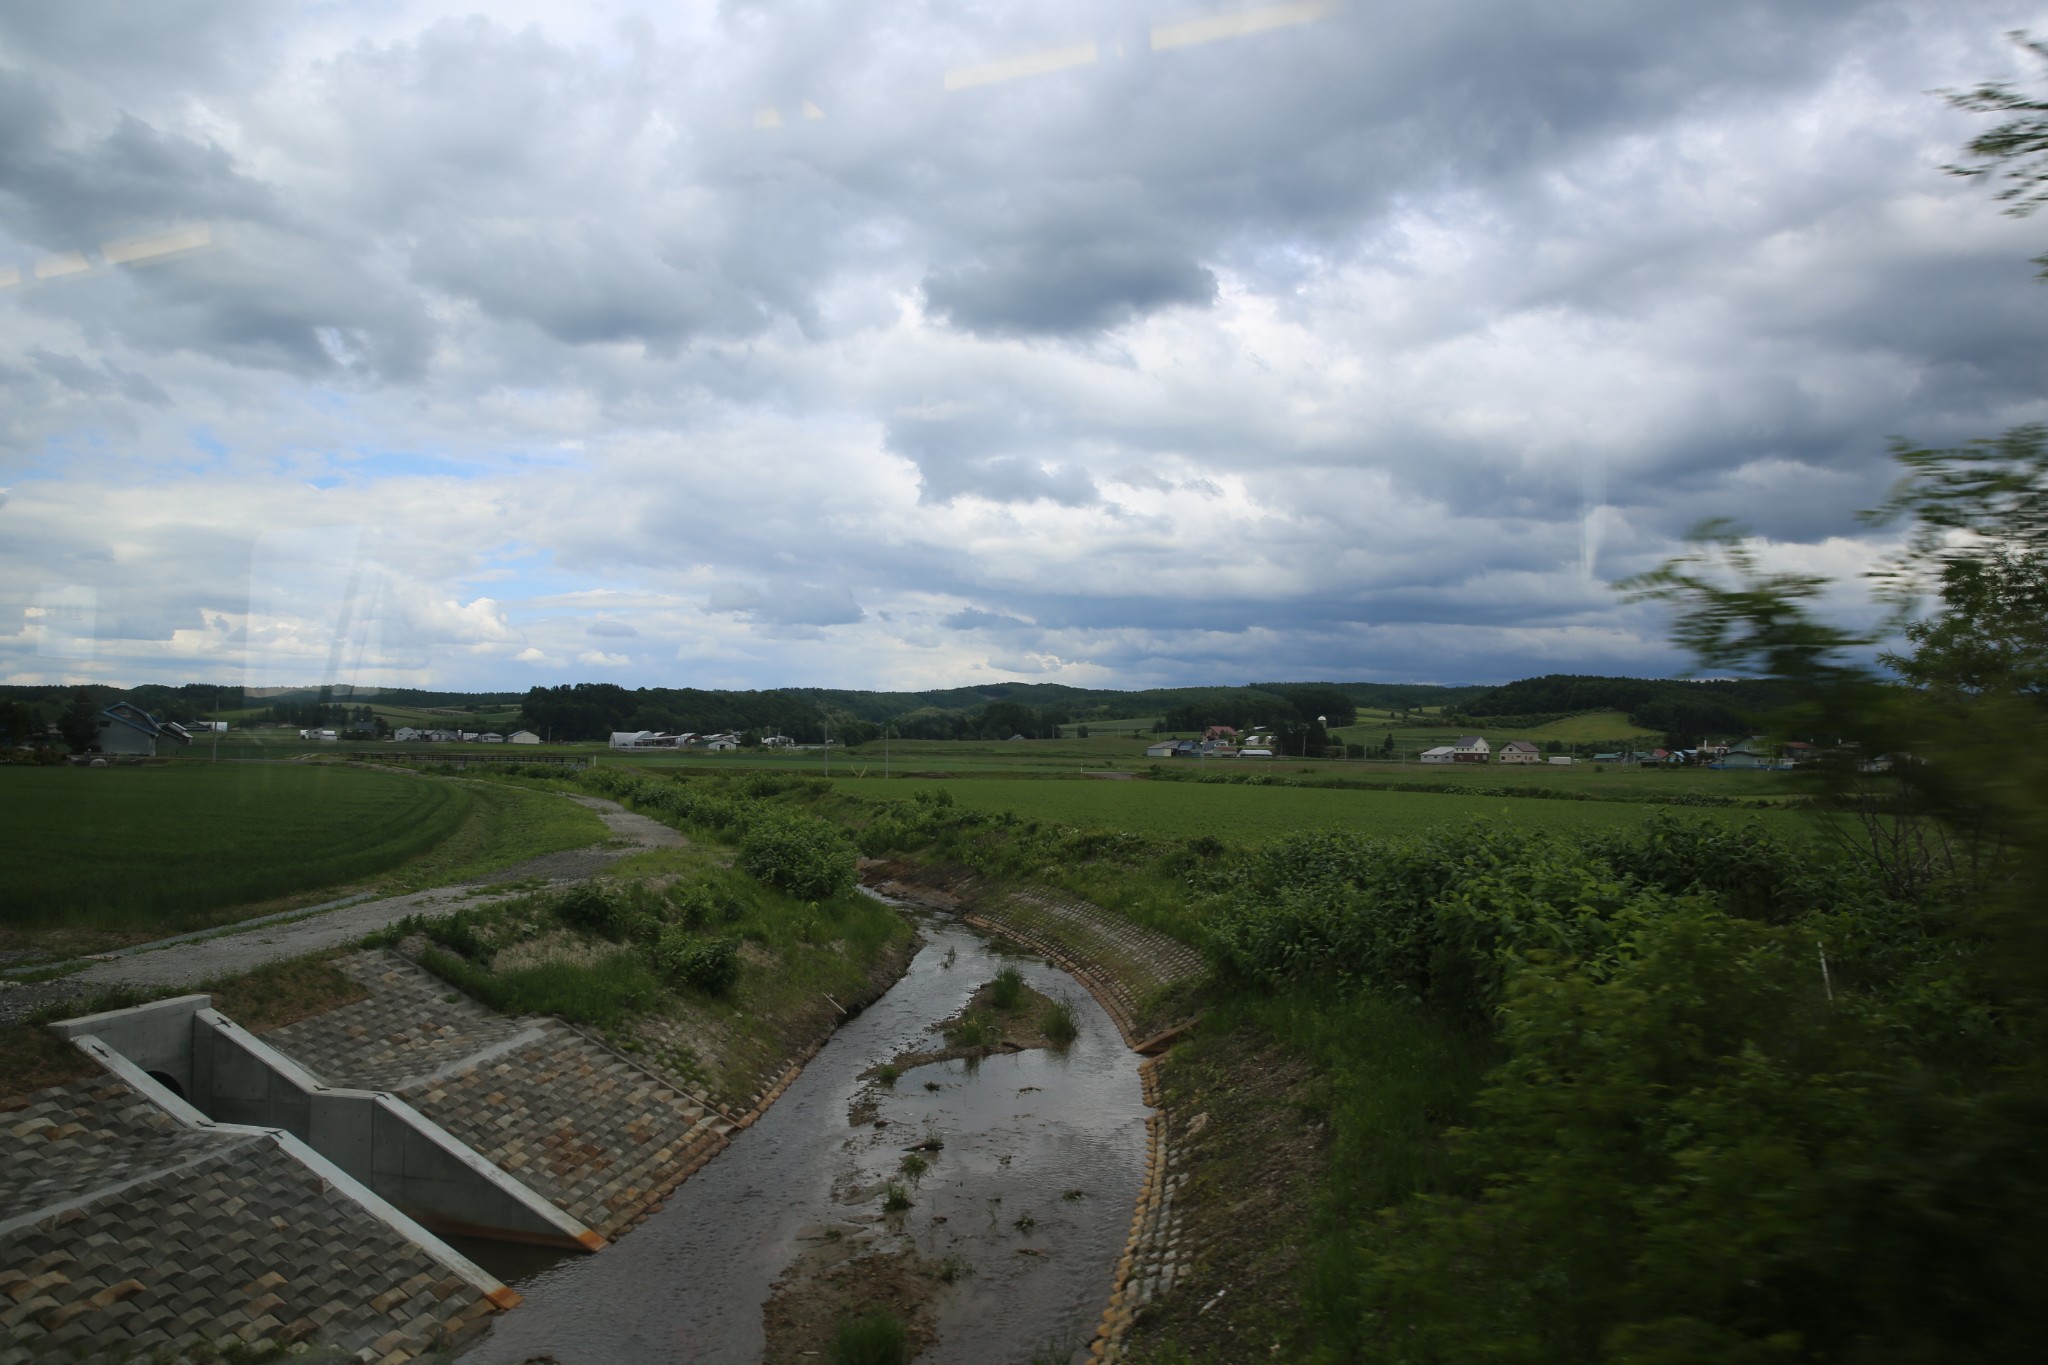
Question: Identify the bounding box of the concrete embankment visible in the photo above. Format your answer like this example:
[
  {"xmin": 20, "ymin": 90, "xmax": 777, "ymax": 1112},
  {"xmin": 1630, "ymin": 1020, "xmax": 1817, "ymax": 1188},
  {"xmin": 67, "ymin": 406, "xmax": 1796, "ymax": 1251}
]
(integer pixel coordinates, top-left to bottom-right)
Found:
[{"xmin": 2, "ymin": 928, "xmax": 917, "ymax": 1363}]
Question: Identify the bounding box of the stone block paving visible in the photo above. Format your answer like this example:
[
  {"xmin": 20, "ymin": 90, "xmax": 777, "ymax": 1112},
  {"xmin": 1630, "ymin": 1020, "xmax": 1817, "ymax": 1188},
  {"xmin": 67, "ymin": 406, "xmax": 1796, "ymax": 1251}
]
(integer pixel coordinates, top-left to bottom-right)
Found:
[
  {"xmin": 264, "ymin": 949, "xmax": 736, "ymax": 1239},
  {"xmin": 401, "ymin": 1025, "xmax": 732, "ymax": 1239},
  {"xmin": 0, "ymin": 1079, "xmax": 230, "ymax": 1217},
  {"xmin": 969, "ymin": 889, "xmax": 1205, "ymax": 1042},
  {"xmin": 0, "ymin": 1082, "xmax": 493, "ymax": 1364},
  {"xmin": 264, "ymin": 952, "xmax": 534, "ymax": 1093}
]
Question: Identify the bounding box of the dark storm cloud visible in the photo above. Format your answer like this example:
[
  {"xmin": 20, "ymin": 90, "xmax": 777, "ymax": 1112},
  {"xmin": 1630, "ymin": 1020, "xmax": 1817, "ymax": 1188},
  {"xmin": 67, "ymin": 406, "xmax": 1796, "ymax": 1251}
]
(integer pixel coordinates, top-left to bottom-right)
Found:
[
  {"xmin": 921, "ymin": 188, "xmax": 1218, "ymax": 336},
  {"xmin": 1, "ymin": 1, "xmax": 2041, "ymax": 691}
]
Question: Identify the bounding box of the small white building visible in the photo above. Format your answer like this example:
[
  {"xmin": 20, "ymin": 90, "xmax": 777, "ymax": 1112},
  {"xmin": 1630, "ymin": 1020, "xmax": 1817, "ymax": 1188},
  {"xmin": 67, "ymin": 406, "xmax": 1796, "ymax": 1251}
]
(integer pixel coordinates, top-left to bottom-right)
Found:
[
  {"xmin": 1419, "ymin": 745, "xmax": 1457, "ymax": 764},
  {"xmin": 478, "ymin": 732, "xmax": 505, "ymax": 743},
  {"xmin": 761, "ymin": 734, "xmax": 795, "ymax": 747},
  {"xmin": 1237, "ymin": 748, "xmax": 1273, "ymax": 758},
  {"xmin": 508, "ymin": 730, "xmax": 541, "ymax": 744},
  {"xmin": 1145, "ymin": 741, "xmax": 1178, "ymax": 758},
  {"xmin": 1496, "ymin": 740, "xmax": 1541, "ymax": 764},
  {"xmin": 1546, "ymin": 754, "xmax": 1573, "ymax": 765},
  {"xmin": 704, "ymin": 734, "xmax": 739, "ymax": 751},
  {"xmin": 610, "ymin": 731, "xmax": 655, "ymax": 750}
]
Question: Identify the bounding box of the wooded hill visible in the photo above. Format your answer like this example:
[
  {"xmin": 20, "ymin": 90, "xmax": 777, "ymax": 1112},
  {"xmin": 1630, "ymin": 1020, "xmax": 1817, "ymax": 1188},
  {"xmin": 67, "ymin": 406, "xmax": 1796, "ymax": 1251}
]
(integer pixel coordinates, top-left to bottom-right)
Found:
[{"xmin": 1456, "ymin": 674, "xmax": 1793, "ymax": 741}]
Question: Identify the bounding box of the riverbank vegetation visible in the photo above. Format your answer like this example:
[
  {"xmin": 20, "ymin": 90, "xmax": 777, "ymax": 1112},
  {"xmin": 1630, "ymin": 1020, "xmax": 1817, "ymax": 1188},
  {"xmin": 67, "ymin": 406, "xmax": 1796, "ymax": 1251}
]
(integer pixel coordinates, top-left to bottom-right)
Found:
[{"xmin": 370, "ymin": 789, "xmax": 912, "ymax": 1107}]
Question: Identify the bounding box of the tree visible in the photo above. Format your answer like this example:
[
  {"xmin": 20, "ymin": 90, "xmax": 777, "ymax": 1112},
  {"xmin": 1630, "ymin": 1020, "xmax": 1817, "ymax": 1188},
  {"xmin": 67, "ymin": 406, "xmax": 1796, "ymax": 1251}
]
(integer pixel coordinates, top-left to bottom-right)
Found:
[
  {"xmin": 1944, "ymin": 30, "xmax": 2048, "ymax": 269},
  {"xmin": 1284, "ymin": 685, "xmax": 1357, "ymax": 728},
  {"xmin": 59, "ymin": 687, "xmax": 99, "ymax": 753}
]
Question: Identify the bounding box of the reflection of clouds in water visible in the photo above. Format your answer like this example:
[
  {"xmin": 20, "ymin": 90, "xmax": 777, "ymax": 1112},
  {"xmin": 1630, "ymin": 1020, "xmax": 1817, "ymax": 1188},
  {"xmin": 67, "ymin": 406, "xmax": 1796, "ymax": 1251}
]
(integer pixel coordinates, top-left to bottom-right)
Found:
[
  {"xmin": 245, "ymin": 526, "xmax": 383, "ymax": 691},
  {"xmin": 33, "ymin": 584, "xmax": 96, "ymax": 659}
]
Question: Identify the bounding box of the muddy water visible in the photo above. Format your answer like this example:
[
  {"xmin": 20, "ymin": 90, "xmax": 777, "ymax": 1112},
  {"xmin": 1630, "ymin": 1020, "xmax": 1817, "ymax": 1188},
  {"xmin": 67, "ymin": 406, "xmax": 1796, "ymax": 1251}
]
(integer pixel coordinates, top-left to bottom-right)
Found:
[{"xmin": 460, "ymin": 910, "xmax": 1149, "ymax": 1364}]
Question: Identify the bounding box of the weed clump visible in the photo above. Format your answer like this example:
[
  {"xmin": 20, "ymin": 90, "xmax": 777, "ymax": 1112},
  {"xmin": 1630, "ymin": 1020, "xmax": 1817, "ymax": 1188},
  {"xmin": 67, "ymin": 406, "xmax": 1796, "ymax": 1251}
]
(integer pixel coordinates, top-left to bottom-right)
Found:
[
  {"xmin": 1041, "ymin": 996, "xmax": 1079, "ymax": 1046},
  {"xmin": 988, "ymin": 966, "xmax": 1025, "ymax": 1011},
  {"xmin": 881, "ymin": 1181, "xmax": 914, "ymax": 1213},
  {"xmin": 829, "ymin": 1310, "xmax": 909, "ymax": 1365},
  {"xmin": 655, "ymin": 931, "xmax": 741, "ymax": 996}
]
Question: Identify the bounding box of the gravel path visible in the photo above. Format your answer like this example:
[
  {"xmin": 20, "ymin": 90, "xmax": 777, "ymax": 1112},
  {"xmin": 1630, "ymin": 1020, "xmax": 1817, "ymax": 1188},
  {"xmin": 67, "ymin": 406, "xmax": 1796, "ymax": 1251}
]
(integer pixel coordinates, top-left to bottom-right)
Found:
[{"xmin": 0, "ymin": 794, "xmax": 680, "ymax": 1024}]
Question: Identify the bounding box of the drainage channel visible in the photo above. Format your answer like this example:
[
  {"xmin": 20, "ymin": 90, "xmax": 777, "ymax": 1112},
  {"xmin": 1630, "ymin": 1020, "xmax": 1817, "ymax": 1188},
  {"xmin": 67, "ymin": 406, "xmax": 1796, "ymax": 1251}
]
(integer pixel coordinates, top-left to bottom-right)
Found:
[{"xmin": 460, "ymin": 908, "xmax": 1150, "ymax": 1364}]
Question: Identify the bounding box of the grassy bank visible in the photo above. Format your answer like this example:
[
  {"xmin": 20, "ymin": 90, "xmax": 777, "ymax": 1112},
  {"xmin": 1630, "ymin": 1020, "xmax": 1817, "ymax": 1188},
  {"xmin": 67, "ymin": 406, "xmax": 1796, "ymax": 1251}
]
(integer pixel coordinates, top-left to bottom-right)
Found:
[{"xmin": 700, "ymin": 768, "xmax": 2037, "ymax": 1363}]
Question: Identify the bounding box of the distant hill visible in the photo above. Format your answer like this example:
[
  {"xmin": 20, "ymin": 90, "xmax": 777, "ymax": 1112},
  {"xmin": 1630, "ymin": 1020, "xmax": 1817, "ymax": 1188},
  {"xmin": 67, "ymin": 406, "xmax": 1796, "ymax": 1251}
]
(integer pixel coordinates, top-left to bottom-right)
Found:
[{"xmin": 1459, "ymin": 674, "xmax": 1793, "ymax": 740}]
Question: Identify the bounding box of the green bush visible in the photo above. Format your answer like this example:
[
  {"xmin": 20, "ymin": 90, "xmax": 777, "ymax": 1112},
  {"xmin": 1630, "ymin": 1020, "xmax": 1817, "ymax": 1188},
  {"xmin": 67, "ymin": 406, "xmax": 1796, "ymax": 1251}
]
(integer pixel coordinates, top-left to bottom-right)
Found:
[
  {"xmin": 738, "ymin": 816, "xmax": 858, "ymax": 900},
  {"xmin": 654, "ymin": 931, "xmax": 741, "ymax": 996},
  {"xmin": 554, "ymin": 883, "xmax": 635, "ymax": 940},
  {"xmin": 1346, "ymin": 903, "xmax": 2039, "ymax": 1364}
]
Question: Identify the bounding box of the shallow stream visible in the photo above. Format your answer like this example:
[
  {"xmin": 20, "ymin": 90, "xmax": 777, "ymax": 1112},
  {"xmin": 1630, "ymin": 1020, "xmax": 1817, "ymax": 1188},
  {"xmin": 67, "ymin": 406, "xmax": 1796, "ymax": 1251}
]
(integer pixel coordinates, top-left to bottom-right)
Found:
[{"xmin": 459, "ymin": 906, "xmax": 1148, "ymax": 1364}]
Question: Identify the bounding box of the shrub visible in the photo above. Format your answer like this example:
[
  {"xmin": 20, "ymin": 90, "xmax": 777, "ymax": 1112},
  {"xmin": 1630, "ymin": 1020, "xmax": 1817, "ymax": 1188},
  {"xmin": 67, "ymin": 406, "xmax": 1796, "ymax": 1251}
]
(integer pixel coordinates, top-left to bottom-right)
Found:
[
  {"xmin": 738, "ymin": 816, "xmax": 857, "ymax": 900},
  {"xmin": 654, "ymin": 931, "xmax": 741, "ymax": 996},
  {"xmin": 554, "ymin": 883, "xmax": 634, "ymax": 940},
  {"xmin": 881, "ymin": 1182, "xmax": 913, "ymax": 1213}
]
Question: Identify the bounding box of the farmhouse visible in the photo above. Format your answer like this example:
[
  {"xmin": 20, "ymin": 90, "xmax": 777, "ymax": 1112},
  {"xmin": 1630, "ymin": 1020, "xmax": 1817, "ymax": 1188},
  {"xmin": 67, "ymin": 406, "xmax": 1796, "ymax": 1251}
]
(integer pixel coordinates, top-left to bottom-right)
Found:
[
  {"xmin": 1453, "ymin": 736, "xmax": 1491, "ymax": 762},
  {"xmin": 95, "ymin": 704, "xmax": 191, "ymax": 757},
  {"xmin": 1496, "ymin": 740, "xmax": 1541, "ymax": 764}
]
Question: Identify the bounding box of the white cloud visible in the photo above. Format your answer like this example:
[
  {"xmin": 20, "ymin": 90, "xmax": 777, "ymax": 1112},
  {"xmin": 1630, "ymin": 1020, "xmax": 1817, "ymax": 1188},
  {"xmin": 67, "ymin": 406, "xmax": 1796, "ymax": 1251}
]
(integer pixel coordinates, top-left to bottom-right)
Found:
[{"xmin": 0, "ymin": 2, "xmax": 2035, "ymax": 689}]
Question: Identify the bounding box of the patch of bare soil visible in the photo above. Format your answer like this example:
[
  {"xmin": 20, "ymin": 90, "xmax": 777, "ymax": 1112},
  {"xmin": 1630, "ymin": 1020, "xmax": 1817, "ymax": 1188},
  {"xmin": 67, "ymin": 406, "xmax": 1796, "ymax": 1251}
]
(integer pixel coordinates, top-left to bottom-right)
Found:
[
  {"xmin": 1123, "ymin": 1026, "xmax": 1328, "ymax": 1364},
  {"xmin": 760, "ymin": 1227, "xmax": 949, "ymax": 1365}
]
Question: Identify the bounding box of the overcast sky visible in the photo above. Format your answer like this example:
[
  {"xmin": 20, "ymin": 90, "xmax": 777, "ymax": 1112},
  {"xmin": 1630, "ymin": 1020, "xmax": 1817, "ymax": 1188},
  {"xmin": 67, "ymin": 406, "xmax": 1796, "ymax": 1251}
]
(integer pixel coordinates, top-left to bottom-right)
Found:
[{"xmin": 3, "ymin": 1, "xmax": 2044, "ymax": 694}]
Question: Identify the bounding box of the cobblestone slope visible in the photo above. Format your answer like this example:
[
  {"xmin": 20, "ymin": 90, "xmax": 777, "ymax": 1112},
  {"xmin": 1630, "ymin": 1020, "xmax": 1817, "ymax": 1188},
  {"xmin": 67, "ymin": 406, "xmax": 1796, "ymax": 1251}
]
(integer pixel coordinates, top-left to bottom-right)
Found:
[
  {"xmin": 0, "ymin": 1078, "xmax": 493, "ymax": 1364},
  {"xmin": 403, "ymin": 1024, "xmax": 732, "ymax": 1238},
  {"xmin": 1, "ymin": 1079, "xmax": 229, "ymax": 1217},
  {"xmin": 264, "ymin": 952, "xmax": 535, "ymax": 1093},
  {"xmin": 965, "ymin": 888, "xmax": 1205, "ymax": 1043}
]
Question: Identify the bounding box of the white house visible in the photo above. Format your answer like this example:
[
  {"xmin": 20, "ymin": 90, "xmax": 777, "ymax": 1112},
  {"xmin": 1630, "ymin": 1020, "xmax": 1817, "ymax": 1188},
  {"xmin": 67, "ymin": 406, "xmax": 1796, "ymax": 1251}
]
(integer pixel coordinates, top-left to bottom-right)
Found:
[
  {"xmin": 508, "ymin": 730, "xmax": 540, "ymax": 744},
  {"xmin": 1452, "ymin": 736, "xmax": 1491, "ymax": 762},
  {"xmin": 1496, "ymin": 740, "xmax": 1541, "ymax": 764}
]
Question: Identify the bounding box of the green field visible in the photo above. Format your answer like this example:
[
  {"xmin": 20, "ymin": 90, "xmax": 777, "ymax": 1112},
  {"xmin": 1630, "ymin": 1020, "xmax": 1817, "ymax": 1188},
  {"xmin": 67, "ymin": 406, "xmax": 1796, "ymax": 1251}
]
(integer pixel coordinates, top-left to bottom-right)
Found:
[
  {"xmin": 0, "ymin": 763, "xmax": 470, "ymax": 932},
  {"xmin": 870, "ymin": 776, "xmax": 1810, "ymax": 842}
]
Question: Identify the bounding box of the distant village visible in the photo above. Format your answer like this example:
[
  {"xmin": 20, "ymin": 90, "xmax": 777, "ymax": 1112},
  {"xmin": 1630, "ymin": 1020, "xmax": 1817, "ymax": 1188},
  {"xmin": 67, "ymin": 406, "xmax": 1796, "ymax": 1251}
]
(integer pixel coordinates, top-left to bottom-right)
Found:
[{"xmin": 1140, "ymin": 726, "xmax": 1824, "ymax": 770}]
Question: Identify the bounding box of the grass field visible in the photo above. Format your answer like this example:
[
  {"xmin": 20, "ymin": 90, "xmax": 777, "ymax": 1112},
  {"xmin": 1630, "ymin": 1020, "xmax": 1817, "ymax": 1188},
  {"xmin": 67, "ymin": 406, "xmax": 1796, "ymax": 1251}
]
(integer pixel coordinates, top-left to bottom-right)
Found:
[
  {"xmin": 0, "ymin": 764, "xmax": 472, "ymax": 933},
  {"xmin": 869, "ymin": 776, "xmax": 1810, "ymax": 842}
]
